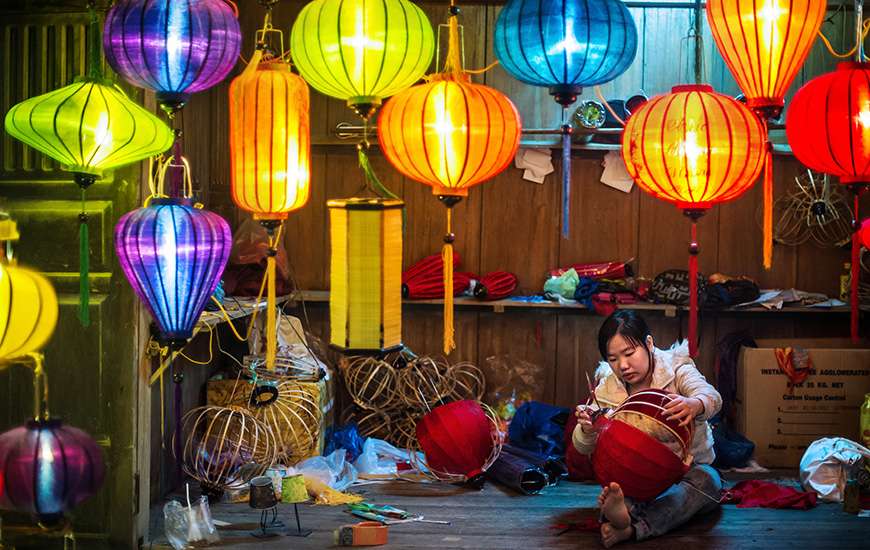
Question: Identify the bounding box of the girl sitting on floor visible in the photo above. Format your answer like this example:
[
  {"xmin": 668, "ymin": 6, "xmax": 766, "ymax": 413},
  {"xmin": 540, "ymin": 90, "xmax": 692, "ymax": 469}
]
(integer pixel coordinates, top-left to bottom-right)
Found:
[{"xmin": 573, "ymin": 310, "xmax": 723, "ymax": 547}]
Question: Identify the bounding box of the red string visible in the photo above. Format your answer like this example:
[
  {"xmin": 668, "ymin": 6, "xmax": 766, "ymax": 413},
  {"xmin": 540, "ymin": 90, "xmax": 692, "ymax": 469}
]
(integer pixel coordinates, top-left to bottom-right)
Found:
[
  {"xmin": 689, "ymin": 221, "xmax": 699, "ymax": 357},
  {"xmin": 852, "ymin": 193, "xmax": 861, "ymax": 343}
]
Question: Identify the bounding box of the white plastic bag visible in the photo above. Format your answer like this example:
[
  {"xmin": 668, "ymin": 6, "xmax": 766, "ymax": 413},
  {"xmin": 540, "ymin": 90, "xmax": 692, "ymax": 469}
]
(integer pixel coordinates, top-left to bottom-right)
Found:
[
  {"xmin": 354, "ymin": 438, "xmax": 420, "ymax": 476},
  {"xmin": 295, "ymin": 449, "xmax": 358, "ymax": 491},
  {"xmin": 163, "ymin": 495, "xmax": 220, "ymax": 549},
  {"xmin": 799, "ymin": 437, "xmax": 870, "ymax": 502}
]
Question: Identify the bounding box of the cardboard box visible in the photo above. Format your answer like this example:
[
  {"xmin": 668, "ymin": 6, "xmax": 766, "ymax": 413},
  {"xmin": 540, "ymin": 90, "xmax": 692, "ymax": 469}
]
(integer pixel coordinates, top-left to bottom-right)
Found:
[{"xmin": 736, "ymin": 339, "xmax": 870, "ymax": 468}]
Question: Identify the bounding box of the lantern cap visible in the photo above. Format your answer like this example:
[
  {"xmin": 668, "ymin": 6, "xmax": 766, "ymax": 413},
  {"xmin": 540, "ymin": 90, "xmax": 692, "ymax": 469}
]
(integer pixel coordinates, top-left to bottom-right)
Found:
[
  {"xmin": 348, "ymin": 97, "xmax": 382, "ymax": 120},
  {"xmin": 149, "ymin": 197, "xmax": 195, "ymax": 208},
  {"xmin": 25, "ymin": 417, "xmax": 63, "ymax": 430},
  {"xmin": 0, "ymin": 215, "xmax": 20, "ymax": 242},
  {"xmin": 550, "ymin": 84, "xmax": 584, "ymax": 107},
  {"xmin": 156, "ymin": 92, "xmax": 191, "ymax": 116},
  {"xmin": 327, "ymin": 197, "xmax": 404, "ymax": 210},
  {"xmin": 671, "ymin": 84, "xmax": 714, "ymax": 94},
  {"xmin": 676, "ymin": 202, "xmax": 712, "ymax": 212},
  {"xmin": 837, "ymin": 62, "xmax": 870, "ymax": 71}
]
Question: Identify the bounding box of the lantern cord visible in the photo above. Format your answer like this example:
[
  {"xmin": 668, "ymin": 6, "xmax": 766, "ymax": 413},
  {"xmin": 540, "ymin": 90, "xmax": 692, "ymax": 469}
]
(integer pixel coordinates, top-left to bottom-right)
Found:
[
  {"xmin": 173, "ymin": 375, "xmax": 183, "ymax": 478},
  {"xmin": 443, "ymin": 208, "xmax": 456, "ymax": 355},
  {"xmin": 595, "ymin": 86, "xmax": 625, "ymax": 126},
  {"xmin": 818, "ymin": 18, "xmax": 870, "ymax": 59},
  {"xmin": 688, "ymin": 221, "xmax": 699, "ymax": 358},
  {"xmin": 78, "ymin": 190, "xmax": 90, "ymax": 327},
  {"xmin": 561, "ymin": 117, "xmax": 572, "ymax": 239},
  {"xmin": 266, "ymin": 228, "xmax": 279, "ymax": 371},
  {"xmin": 465, "ymin": 60, "xmax": 499, "ymax": 75},
  {"xmin": 86, "ymin": 1, "xmax": 102, "ymax": 80},
  {"xmin": 357, "ymin": 143, "xmax": 400, "ymax": 200},
  {"xmin": 762, "ymin": 132, "xmax": 774, "ymax": 270},
  {"xmin": 851, "ymin": 190, "xmax": 862, "ymax": 342},
  {"xmin": 27, "ymin": 353, "xmax": 49, "ymax": 421}
]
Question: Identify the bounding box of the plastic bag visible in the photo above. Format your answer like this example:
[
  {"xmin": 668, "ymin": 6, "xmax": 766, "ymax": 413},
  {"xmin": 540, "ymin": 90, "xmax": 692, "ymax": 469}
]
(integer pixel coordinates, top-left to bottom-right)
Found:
[
  {"xmin": 354, "ymin": 438, "xmax": 423, "ymax": 476},
  {"xmin": 295, "ymin": 449, "xmax": 358, "ymax": 492},
  {"xmin": 163, "ymin": 495, "xmax": 220, "ymax": 549},
  {"xmin": 800, "ymin": 437, "xmax": 870, "ymax": 502},
  {"xmin": 325, "ymin": 424, "xmax": 367, "ymax": 462}
]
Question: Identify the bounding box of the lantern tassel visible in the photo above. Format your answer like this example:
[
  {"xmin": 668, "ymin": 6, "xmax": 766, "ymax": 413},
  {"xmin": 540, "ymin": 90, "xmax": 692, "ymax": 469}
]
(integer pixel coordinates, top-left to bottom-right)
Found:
[
  {"xmin": 358, "ymin": 144, "xmax": 399, "ymax": 200},
  {"xmin": 78, "ymin": 211, "xmax": 90, "ymax": 327},
  {"xmin": 688, "ymin": 221, "xmax": 699, "ymax": 358},
  {"xmin": 266, "ymin": 251, "xmax": 277, "ymax": 370},
  {"xmin": 561, "ymin": 126, "xmax": 571, "ymax": 239},
  {"xmin": 763, "ymin": 139, "xmax": 774, "ymax": 270},
  {"xmin": 444, "ymin": 8, "xmax": 463, "ymax": 77},
  {"xmin": 852, "ymin": 192, "xmax": 862, "ymax": 343},
  {"xmin": 443, "ymin": 208, "xmax": 456, "ymax": 355}
]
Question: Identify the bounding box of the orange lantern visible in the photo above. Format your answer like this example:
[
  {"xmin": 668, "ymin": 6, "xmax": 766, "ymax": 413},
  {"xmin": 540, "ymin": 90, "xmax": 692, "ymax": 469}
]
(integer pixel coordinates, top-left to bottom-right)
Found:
[
  {"xmin": 706, "ymin": 0, "xmax": 826, "ymax": 269},
  {"xmin": 228, "ymin": 9, "xmax": 311, "ymax": 370},
  {"xmin": 622, "ymin": 85, "xmax": 766, "ymax": 355},
  {"xmin": 378, "ymin": 6, "xmax": 522, "ymax": 354}
]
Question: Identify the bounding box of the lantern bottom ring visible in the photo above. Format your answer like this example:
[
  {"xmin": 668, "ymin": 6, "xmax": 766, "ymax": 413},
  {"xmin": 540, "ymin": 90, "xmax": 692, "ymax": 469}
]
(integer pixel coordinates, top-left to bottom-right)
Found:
[
  {"xmin": 329, "ymin": 343, "xmax": 405, "ymax": 358},
  {"xmin": 549, "ymin": 84, "xmax": 583, "ymax": 107}
]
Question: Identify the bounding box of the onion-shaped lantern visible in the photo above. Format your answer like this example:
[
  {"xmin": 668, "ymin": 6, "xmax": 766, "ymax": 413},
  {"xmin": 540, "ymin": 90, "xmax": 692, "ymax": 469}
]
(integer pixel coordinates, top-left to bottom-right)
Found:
[
  {"xmin": 103, "ymin": 0, "xmax": 242, "ymax": 114},
  {"xmin": 494, "ymin": 0, "xmax": 637, "ymax": 237},
  {"xmin": 706, "ymin": 0, "xmax": 826, "ymax": 269},
  {"xmin": 290, "ymin": 0, "xmax": 435, "ymax": 120},
  {"xmin": 0, "ymin": 419, "xmax": 105, "ymax": 526},
  {"xmin": 622, "ymin": 84, "xmax": 766, "ymax": 355},
  {"xmin": 787, "ymin": 61, "xmax": 870, "ymax": 341},
  {"xmin": 379, "ymin": 9, "xmax": 520, "ymax": 355}
]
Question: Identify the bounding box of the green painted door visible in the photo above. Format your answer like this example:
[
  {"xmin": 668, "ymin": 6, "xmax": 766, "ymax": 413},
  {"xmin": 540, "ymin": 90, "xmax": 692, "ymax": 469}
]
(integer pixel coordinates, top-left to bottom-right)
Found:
[{"xmin": 0, "ymin": 2, "xmax": 143, "ymax": 548}]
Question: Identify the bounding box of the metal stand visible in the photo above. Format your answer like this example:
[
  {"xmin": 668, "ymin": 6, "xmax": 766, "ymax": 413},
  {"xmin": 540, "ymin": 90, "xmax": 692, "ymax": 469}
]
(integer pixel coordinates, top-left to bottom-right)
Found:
[
  {"xmin": 286, "ymin": 503, "xmax": 312, "ymax": 537},
  {"xmin": 250, "ymin": 506, "xmax": 284, "ymax": 539}
]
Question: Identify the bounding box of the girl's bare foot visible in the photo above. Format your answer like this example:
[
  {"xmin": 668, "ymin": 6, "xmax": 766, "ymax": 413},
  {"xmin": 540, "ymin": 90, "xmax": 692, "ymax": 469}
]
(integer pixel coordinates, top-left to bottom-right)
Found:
[
  {"xmin": 597, "ymin": 482, "xmax": 631, "ymax": 529},
  {"xmin": 601, "ymin": 522, "xmax": 634, "ymax": 548}
]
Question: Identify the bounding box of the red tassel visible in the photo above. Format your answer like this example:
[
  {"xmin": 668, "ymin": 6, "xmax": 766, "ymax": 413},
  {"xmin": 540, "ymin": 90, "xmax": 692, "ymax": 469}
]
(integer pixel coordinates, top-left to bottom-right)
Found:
[
  {"xmin": 852, "ymin": 193, "xmax": 861, "ymax": 343},
  {"xmin": 688, "ymin": 222, "xmax": 699, "ymax": 358}
]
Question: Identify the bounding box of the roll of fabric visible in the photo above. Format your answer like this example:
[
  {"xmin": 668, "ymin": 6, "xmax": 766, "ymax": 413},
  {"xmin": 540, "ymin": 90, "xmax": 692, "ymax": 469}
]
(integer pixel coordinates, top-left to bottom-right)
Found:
[
  {"xmin": 502, "ymin": 444, "xmax": 567, "ymax": 487},
  {"xmin": 486, "ymin": 450, "xmax": 548, "ymax": 495}
]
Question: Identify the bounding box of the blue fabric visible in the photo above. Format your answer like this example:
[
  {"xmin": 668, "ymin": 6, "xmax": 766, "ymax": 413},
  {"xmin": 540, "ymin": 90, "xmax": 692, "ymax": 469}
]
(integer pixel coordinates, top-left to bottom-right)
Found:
[
  {"xmin": 573, "ymin": 277, "xmax": 600, "ymax": 308},
  {"xmin": 626, "ymin": 464, "xmax": 722, "ymax": 541},
  {"xmin": 324, "ymin": 424, "xmax": 366, "ymax": 462},
  {"xmin": 508, "ymin": 401, "xmax": 570, "ymax": 456}
]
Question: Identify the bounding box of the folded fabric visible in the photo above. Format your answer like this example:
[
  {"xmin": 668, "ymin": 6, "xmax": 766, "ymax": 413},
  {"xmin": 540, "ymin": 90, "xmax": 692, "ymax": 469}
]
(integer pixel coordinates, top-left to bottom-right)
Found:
[
  {"xmin": 721, "ymin": 479, "xmax": 817, "ymax": 509},
  {"xmin": 573, "ymin": 277, "xmax": 599, "ymax": 308},
  {"xmin": 592, "ymin": 291, "xmax": 637, "ymax": 317}
]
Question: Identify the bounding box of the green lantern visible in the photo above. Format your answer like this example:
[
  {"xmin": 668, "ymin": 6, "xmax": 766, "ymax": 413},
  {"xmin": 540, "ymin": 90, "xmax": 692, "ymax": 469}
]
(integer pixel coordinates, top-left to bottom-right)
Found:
[
  {"xmin": 290, "ymin": 0, "xmax": 435, "ymax": 120},
  {"xmin": 3, "ymin": 7, "xmax": 173, "ymax": 325}
]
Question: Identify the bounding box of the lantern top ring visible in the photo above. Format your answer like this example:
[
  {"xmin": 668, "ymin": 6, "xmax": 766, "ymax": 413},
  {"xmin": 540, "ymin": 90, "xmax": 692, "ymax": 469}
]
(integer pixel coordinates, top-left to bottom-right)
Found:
[
  {"xmin": 327, "ymin": 198, "xmax": 404, "ymax": 210},
  {"xmin": 671, "ymin": 84, "xmax": 713, "ymax": 94}
]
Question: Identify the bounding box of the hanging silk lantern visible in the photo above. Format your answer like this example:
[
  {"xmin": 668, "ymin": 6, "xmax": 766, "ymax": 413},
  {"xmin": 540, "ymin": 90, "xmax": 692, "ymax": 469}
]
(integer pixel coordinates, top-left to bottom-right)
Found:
[
  {"xmin": 622, "ymin": 85, "xmax": 766, "ymax": 356},
  {"xmin": 861, "ymin": 219, "xmax": 870, "ymax": 249},
  {"xmin": 378, "ymin": 8, "xmax": 521, "ymax": 354},
  {"xmin": 103, "ymin": 0, "xmax": 242, "ymax": 114},
  {"xmin": 290, "ymin": 0, "xmax": 434, "ymax": 120},
  {"xmin": 786, "ymin": 62, "xmax": 870, "ymax": 342},
  {"xmin": 115, "ymin": 198, "xmax": 231, "ymax": 348},
  {"xmin": 229, "ymin": 8, "xmax": 311, "ymax": 370},
  {"xmin": 0, "ymin": 419, "xmax": 105, "ymax": 526},
  {"xmin": 706, "ymin": 0, "xmax": 826, "ymax": 269},
  {"xmin": 415, "ymin": 400, "xmax": 500, "ymax": 487},
  {"xmin": 0, "ymin": 217, "xmax": 58, "ymax": 364},
  {"xmin": 4, "ymin": 7, "xmax": 174, "ymax": 326},
  {"xmin": 494, "ymin": 0, "xmax": 637, "ymax": 238},
  {"xmin": 329, "ymin": 198, "xmax": 403, "ymax": 354}
]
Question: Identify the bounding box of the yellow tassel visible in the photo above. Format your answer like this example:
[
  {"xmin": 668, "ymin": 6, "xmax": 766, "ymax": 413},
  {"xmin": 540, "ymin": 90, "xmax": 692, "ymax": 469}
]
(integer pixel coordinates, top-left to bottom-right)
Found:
[
  {"xmin": 442, "ymin": 208, "xmax": 455, "ymax": 355},
  {"xmin": 763, "ymin": 144, "xmax": 773, "ymax": 270},
  {"xmin": 443, "ymin": 13, "xmax": 463, "ymax": 77},
  {"xmin": 266, "ymin": 253, "xmax": 277, "ymax": 370}
]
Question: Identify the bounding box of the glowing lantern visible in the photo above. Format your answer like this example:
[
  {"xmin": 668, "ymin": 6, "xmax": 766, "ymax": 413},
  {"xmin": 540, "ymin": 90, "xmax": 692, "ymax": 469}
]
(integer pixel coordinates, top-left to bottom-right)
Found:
[
  {"xmin": 290, "ymin": 0, "xmax": 435, "ymax": 120},
  {"xmin": 861, "ymin": 218, "xmax": 870, "ymax": 249},
  {"xmin": 378, "ymin": 7, "xmax": 521, "ymax": 355},
  {"xmin": 622, "ymin": 85, "xmax": 766, "ymax": 355},
  {"xmin": 328, "ymin": 198, "xmax": 403, "ymax": 355},
  {"xmin": 103, "ymin": 0, "xmax": 242, "ymax": 114},
  {"xmin": 786, "ymin": 62, "xmax": 870, "ymax": 341},
  {"xmin": 494, "ymin": 0, "xmax": 637, "ymax": 237},
  {"xmin": 706, "ymin": 0, "xmax": 826, "ymax": 269},
  {"xmin": 4, "ymin": 7, "xmax": 174, "ymax": 326}
]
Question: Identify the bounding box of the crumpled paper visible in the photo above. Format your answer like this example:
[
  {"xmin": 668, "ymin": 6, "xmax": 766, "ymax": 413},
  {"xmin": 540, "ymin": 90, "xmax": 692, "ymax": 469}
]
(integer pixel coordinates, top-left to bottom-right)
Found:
[{"xmin": 515, "ymin": 148, "xmax": 554, "ymax": 183}]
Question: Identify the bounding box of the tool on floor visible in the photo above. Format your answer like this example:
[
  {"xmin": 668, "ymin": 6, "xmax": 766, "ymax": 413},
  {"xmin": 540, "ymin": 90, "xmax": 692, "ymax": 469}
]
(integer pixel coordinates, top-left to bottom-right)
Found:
[
  {"xmin": 347, "ymin": 502, "xmax": 451, "ymax": 525},
  {"xmin": 334, "ymin": 521, "xmax": 389, "ymax": 546}
]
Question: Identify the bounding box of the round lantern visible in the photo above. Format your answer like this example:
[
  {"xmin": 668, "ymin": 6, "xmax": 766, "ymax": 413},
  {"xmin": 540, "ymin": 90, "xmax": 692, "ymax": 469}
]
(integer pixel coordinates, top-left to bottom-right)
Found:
[
  {"xmin": 0, "ymin": 419, "xmax": 105, "ymax": 525},
  {"xmin": 415, "ymin": 400, "xmax": 501, "ymax": 487},
  {"xmin": 0, "ymin": 264, "xmax": 58, "ymax": 364},
  {"xmin": 861, "ymin": 218, "xmax": 870, "ymax": 249},
  {"xmin": 592, "ymin": 390, "xmax": 692, "ymax": 501},
  {"xmin": 379, "ymin": 9, "xmax": 521, "ymax": 354},
  {"xmin": 706, "ymin": 0, "xmax": 826, "ymax": 270},
  {"xmin": 787, "ymin": 61, "xmax": 870, "ymax": 341},
  {"xmin": 103, "ymin": 0, "xmax": 242, "ymax": 114},
  {"xmin": 623, "ymin": 84, "xmax": 766, "ymax": 355},
  {"xmin": 290, "ymin": 0, "xmax": 435, "ymax": 120},
  {"xmin": 114, "ymin": 198, "xmax": 231, "ymax": 348}
]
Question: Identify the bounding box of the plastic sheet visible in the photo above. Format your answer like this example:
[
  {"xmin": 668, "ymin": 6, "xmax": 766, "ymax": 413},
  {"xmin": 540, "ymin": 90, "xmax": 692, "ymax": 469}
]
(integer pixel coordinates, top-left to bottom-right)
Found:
[{"xmin": 163, "ymin": 495, "xmax": 219, "ymax": 550}]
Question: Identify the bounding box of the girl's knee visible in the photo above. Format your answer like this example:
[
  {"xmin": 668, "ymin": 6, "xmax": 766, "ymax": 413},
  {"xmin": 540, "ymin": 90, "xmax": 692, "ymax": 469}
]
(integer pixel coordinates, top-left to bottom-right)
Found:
[{"xmin": 692, "ymin": 465, "xmax": 723, "ymax": 493}]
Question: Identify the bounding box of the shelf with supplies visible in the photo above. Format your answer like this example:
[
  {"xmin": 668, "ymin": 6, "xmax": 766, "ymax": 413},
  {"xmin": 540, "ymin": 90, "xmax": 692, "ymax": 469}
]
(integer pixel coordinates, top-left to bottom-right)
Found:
[{"xmin": 285, "ymin": 289, "xmax": 865, "ymax": 317}]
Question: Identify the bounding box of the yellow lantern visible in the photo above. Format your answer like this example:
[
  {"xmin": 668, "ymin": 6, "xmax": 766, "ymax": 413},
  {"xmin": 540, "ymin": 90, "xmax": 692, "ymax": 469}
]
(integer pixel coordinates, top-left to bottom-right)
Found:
[
  {"xmin": 0, "ymin": 217, "xmax": 58, "ymax": 364},
  {"xmin": 328, "ymin": 198, "xmax": 403, "ymax": 354}
]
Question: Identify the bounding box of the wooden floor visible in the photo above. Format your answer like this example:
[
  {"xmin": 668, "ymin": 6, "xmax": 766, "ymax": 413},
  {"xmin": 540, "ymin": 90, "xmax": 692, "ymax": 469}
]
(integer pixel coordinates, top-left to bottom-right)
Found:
[{"xmin": 147, "ymin": 473, "xmax": 868, "ymax": 549}]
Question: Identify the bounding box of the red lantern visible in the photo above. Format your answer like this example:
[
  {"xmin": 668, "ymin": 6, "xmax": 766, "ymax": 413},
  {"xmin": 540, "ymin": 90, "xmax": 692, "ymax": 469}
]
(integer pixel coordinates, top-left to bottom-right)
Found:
[
  {"xmin": 592, "ymin": 389, "xmax": 693, "ymax": 501},
  {"xmin": 787, "ymin": 62, "xmax": 870, "ymax": 341},
  {"xmin": 622, "ymin": 85, "xmax": 766, "ymax": 355},
  {"xmin": 861, "ymin": 219, "xmax": 870, "ymax": 249},
  {"xmin": 415, "ymin": 400, "xmax": 500, "ymax": 487},
  {"xmin": 474, "ymin": 271, "xmax": 518, "ymax": 301}
]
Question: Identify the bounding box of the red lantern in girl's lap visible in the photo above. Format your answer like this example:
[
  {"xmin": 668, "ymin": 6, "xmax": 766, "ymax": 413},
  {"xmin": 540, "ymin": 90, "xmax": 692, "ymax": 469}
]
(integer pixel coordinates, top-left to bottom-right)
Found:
[{"xmin": 592, "ymin": 389, "xmax": 693, "ymax": 501}]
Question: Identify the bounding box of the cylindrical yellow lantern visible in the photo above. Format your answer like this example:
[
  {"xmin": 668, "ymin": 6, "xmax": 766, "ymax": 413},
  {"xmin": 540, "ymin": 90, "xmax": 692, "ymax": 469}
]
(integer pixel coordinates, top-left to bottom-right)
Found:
[
  {"xmin": 229, "ymin": 51, "xmax": 311, "ymax": 220},
  {"xmin": 328, "ymin": 198, "xmax": 403, "ymax": 354}
]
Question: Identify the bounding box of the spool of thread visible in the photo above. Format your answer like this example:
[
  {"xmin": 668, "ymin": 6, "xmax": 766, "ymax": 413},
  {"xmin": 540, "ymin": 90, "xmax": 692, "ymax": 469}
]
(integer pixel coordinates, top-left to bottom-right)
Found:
[{"xmin": 282, "ymin": 474, "xmax": 308, "ymax": 503}]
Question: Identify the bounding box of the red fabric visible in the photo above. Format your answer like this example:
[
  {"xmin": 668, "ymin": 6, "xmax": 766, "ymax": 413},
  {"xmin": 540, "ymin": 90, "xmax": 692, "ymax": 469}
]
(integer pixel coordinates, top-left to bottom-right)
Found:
[
  {"xmin": 416, "ymin": 400, "xmax": 495, "ymax": 481},
  {"xmin": 403, "ymin": 271, "xmax": 474, "ymax": 299},
  {"xmin": 563, "ymin": 410, "xmax": 595, "ymax": 481},
  {"xmin": 591, "ymin": 292, "xmax": 637, "ymax": 317},
  {"xmin": 722, "ymin": 480, "xmax": 817, "ymax": 510},
  {"xmin": 551, "ymin": 517, "xmax": 601, "ymax": 534},
  {"xmin": 549, "ymin": 261, "xmax": 629, "ymax": 279},
  {"xmin": 475, "ymin": 271, "xmax": 518, "ymax": 300},
  {"xmin": 402, "ymin": 251, "xmax": 460, "ymax": 284}
]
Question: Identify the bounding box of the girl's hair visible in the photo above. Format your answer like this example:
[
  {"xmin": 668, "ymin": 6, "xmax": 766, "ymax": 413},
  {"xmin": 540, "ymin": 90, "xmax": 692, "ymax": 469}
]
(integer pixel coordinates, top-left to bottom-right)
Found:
[{"xmin": 597, "ymin": 310, "xmax": 654, "ymax": 367}]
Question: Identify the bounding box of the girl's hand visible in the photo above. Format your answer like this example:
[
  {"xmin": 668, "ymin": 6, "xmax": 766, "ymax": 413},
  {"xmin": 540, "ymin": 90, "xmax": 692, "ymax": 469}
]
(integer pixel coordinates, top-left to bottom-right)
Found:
[
  {"xmin": 664, "ymin": 395, "xmax": 704, "ymax": 427},
  {"xmin": 575, "ymin": 405, "xmax": 594, "ymax": 434}
]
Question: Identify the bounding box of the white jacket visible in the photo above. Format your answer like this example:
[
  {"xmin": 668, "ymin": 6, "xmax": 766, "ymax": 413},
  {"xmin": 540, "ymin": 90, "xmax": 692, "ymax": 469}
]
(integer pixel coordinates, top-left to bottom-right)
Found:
[{"xmin": 572, "ymin": 341, "xmax": 722, "ymax": 465}]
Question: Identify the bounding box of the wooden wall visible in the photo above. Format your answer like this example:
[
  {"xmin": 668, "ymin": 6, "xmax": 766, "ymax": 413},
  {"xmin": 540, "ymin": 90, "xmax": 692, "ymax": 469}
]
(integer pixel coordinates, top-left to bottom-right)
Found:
[{"xmin": 178, "ymin": 1, "xmax": 864, "ymax": 408}]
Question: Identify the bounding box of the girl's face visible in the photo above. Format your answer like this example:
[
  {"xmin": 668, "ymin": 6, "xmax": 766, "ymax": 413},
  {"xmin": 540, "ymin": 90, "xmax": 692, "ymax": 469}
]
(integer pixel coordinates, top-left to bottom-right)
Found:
[{"xmin": 606, "ymin": 333, "xmax": 653, "ymax": 386}]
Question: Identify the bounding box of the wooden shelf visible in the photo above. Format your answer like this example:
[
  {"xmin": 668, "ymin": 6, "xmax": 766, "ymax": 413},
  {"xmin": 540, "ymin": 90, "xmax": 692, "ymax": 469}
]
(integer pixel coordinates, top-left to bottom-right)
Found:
[{"xmin": 287, "ymin": 290, "xmax": 864, "ymax": 316}]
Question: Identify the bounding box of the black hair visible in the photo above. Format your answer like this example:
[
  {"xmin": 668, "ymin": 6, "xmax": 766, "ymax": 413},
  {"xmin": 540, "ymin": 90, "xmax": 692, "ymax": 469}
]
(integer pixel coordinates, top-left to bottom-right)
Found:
[{"xmin": 597, "ymin": 310, "xmax": 654, "ymax": 375}]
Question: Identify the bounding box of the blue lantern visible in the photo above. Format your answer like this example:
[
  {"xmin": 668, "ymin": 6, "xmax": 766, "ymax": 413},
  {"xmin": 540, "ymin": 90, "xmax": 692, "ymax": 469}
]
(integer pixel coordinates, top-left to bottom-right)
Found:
[
  {"xmin": 494, "ymin": 0, "xmax": 637, "ymax": 106},
  {"xmin": 114, "ymin": 198, "xmax": 231, "ymax": 348}
]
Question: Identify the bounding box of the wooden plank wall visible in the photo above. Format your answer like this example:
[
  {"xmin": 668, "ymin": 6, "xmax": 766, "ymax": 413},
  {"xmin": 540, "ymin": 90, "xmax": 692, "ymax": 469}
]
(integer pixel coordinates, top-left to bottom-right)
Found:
[{"xmin": 179, "ymin": 2, "xmax": 863, "ymax": 409}]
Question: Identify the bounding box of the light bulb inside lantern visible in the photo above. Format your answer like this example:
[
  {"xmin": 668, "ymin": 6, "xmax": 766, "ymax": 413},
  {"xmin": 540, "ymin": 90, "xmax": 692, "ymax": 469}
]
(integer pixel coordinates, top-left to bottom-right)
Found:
[
  {"xmin": 856, "ymin": 110, "xmax": 870, "ymax": 129},
  {"xmin": 87, "ymin": 111, "xmax": 114, "ymax": 167},
  {"xmin": 343, "ymin": 9, "xmax": 385, "ymax": 84},
  {"xmin": 166, "ymin": 1, "xmax": 187, "ymax": 89},
  {"xmin": 547, "ymin": 18, "xmax": 584, "ymax": 58},
  {"xmin": 755, "ymin": 0, "xmax": 785, "ymax": 78}
]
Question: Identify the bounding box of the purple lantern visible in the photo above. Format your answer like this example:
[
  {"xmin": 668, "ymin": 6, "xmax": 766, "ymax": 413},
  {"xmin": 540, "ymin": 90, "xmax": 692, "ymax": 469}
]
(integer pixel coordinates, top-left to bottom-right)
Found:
[
  {"xmin": 114, "ymin": 198, "xmax": 231, "ymax": 348},
  {"xmin": 103, "ymin": 0, "xmax": 242, "ymax": 114},
  {"xmin": 0, "ymin": 419, "xmax": 105, "ymax": 525}
]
